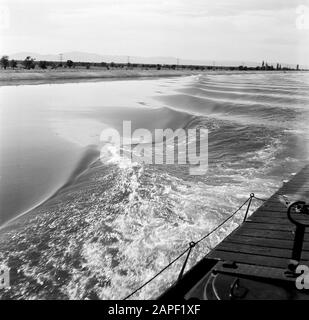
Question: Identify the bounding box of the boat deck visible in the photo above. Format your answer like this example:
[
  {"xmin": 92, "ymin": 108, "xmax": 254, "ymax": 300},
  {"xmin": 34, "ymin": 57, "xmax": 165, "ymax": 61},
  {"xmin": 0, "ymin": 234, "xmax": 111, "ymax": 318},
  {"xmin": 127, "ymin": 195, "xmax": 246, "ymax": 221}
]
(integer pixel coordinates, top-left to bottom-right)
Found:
[{"xmin": 207, "ymin": 164, "xmax": 309, "ymax": 270}]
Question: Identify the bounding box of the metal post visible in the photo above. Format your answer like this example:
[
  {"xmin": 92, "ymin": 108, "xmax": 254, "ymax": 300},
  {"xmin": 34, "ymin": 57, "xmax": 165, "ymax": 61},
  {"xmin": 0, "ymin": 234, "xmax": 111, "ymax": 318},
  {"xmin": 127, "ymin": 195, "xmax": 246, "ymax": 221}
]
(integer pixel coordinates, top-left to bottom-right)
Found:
[
  {"xmin": 291, "ymin": 226, "xmax": 305, "ymax": 262},
  {"xmin": 178, "ymin": 242, "xmax": 196, "ymax": 281},
  {"xmin": 243, "ymin": 193, "xmax": 254, "ymax": 222}
]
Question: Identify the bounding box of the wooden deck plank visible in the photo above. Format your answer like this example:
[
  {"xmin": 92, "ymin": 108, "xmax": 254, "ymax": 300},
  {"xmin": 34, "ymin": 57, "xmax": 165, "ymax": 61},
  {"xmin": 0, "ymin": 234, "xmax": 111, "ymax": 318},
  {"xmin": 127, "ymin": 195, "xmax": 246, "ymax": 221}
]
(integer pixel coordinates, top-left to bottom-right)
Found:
[
  {"xmin": 207, "ymin": 250, "xmax": 293, "ymax": 269},
  {"xmin": 243, "ymin": 222, "xmax": 295, "ymax": 232},
  {"xmin": 235, "ymin": 228, "xmax": 309, "ymax": 242},
  {"xmin": 248, "ymin": 216, "xmax": 309, "ymax": 224},
  {"xmin": 224, "ymin": 235, "xmax": 309, "ymax": 251},
  {"xmin": 215, "ymin": 242, "xmax": 309, "ymax": 260},
  {"xmin": 207, "ymin": 165, "xmax": 309, "ymax": 269}
]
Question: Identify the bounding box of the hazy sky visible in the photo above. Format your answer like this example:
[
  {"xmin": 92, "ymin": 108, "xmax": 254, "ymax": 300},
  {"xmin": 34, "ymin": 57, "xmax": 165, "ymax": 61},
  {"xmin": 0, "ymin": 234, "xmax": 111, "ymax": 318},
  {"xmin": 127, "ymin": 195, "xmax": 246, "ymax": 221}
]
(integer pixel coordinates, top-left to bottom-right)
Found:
[{"xmin": 0, "ymin": 0, "xmax": 309, "ymax": 65}]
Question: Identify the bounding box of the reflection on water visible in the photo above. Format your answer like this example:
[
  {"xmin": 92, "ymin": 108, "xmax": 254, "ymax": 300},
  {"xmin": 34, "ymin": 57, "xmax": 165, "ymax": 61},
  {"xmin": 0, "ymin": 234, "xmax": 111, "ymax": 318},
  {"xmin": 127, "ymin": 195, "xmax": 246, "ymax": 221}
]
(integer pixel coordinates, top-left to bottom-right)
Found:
[{"xmin": 0, "ymin": 72, "xmax": 309, "ymax": 299}]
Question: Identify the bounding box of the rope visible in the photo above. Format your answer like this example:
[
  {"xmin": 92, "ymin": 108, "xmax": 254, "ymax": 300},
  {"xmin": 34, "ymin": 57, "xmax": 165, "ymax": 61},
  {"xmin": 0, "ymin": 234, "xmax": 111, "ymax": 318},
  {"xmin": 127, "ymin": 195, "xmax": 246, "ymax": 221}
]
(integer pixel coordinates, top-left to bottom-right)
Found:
[
  {"xmin": 253, "ymin": 195, "xmax": 267, "ymax": 202},
  {"xmin": 123, "ymin": 247, "xmax": 190, "ymax": 300},
  {"xmin": 194, "ymin": 197, "xmax": 250, "ymax": 246},
  {"xmin": 122, "ymin": 194, "xmax": 258, "ymax": 300}
]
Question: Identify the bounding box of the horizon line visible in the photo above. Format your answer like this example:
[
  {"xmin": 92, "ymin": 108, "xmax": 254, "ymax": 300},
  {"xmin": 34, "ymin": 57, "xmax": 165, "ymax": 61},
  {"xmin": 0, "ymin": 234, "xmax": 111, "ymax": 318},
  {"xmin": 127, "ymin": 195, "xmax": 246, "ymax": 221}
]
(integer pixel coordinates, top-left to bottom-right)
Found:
[{"xmin": 1, "ymin": 51, "xmax": 304, "ymax": 68}]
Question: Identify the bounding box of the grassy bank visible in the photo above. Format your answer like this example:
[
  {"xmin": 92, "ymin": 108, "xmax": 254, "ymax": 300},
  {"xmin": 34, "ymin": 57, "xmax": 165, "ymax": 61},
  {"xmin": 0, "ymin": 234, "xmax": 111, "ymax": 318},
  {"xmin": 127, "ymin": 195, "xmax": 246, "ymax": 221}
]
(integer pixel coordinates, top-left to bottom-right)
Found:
[{"xmin": 0, "ymin": 67, "xmax": 199, "ymax": 86}]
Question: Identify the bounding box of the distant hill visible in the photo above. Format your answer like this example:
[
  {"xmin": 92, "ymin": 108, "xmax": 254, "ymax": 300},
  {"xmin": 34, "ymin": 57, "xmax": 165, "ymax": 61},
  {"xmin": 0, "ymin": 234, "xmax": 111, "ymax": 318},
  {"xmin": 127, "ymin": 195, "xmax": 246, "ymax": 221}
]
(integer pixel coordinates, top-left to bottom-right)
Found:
[{"xmin": 4, "ymin": 51, "xmax": 302, "ymax": 68}]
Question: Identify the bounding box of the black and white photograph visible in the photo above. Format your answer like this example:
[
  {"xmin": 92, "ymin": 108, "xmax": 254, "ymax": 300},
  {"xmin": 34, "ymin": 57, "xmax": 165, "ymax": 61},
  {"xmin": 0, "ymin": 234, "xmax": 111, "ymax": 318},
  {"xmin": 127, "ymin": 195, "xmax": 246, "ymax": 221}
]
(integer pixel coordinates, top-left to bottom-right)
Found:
[{"xmin": 0, "ymin": 0, "xmax": 309, "ymax": 307}]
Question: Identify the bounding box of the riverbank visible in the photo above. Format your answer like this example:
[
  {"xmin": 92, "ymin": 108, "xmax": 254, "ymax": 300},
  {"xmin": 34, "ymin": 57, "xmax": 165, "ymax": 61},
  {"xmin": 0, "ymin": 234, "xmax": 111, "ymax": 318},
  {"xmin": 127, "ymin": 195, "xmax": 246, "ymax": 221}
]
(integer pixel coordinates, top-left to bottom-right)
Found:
[
  {"xmin": 1, "ymin": 68, "xmax": 306, "ymax": 87},
  {"xmin": 0, "ymin": 68, "xmax": 199, "ymax": 86}
]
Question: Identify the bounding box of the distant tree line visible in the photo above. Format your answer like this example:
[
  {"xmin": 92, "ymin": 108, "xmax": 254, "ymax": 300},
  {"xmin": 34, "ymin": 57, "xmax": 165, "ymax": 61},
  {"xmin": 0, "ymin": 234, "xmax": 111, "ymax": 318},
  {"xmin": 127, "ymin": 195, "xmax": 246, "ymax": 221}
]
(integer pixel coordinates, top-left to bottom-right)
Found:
[
  {"xmin": 0, "ymin": 55, "xmax": 303, "ymax": 71},
  {"xmin": 0, "ymin": 55, "xmax": 77, "ymax": 70},
  {"xmin": 254, "ymin": 60, "xmax": 297, "ymax": 71}
]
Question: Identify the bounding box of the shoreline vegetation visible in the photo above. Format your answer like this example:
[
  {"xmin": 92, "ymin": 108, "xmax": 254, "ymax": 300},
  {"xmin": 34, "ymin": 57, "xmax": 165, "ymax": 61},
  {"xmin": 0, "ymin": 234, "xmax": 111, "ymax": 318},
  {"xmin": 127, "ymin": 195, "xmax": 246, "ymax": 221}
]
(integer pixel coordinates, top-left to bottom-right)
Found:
[
  {"xmin": 0, "ymin": 67, "xmax": 307, "ymax": 87},
  {"xmin": 0, "ymin": 55, "xmax": 305, "ymax": 86},
  {"xmin": 0, "ymin": 68, "xmax": 200, "ymax": 86}
]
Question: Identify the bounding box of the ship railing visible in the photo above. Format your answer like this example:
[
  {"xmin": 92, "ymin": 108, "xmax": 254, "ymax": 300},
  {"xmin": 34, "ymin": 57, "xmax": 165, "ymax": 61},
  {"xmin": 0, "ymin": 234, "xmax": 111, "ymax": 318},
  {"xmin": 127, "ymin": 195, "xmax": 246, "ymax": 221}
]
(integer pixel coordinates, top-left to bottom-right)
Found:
[{"xmin": 123, "ymin": 193, "xmax": 266, "ymax": 300}]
